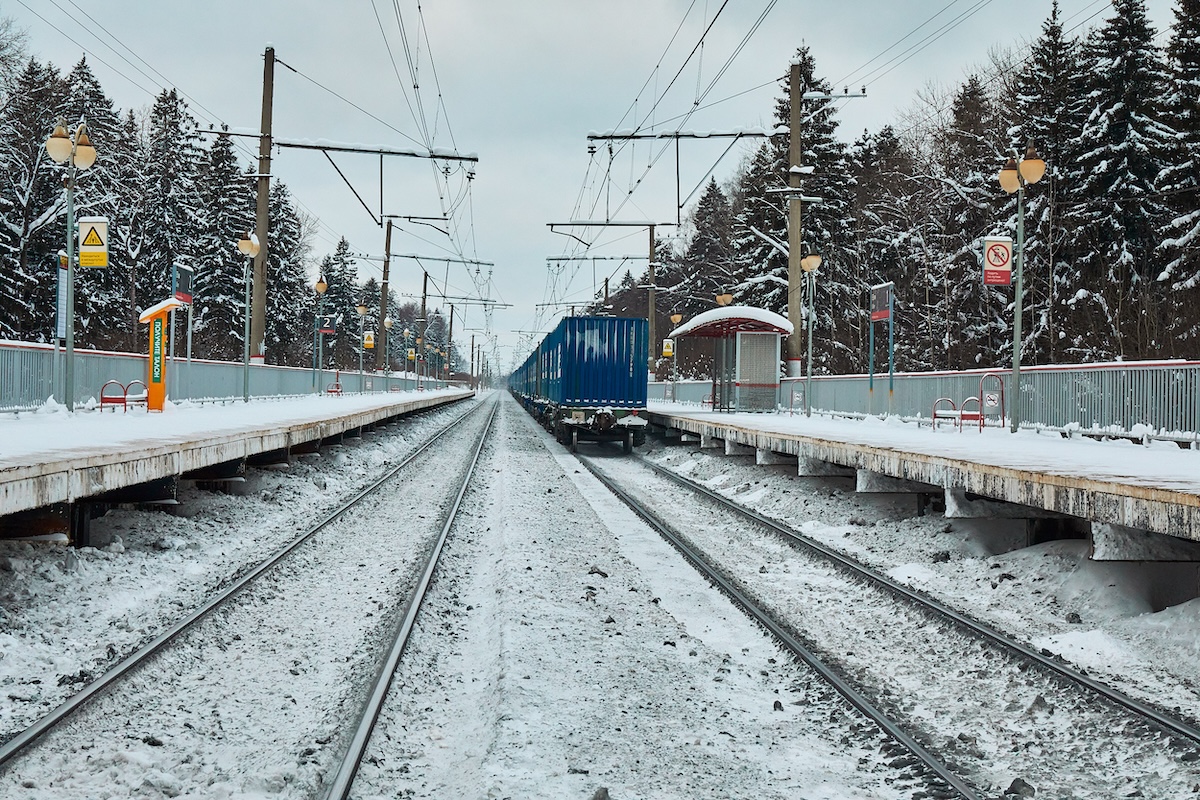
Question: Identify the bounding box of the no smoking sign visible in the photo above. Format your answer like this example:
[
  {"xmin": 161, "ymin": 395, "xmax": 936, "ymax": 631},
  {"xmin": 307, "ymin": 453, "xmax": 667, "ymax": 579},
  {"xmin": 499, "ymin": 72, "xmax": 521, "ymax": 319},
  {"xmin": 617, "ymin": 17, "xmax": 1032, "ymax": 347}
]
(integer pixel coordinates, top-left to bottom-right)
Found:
[{"xmin": 982, "ymin": 236, "xmax": 1013, "ymax": 286}]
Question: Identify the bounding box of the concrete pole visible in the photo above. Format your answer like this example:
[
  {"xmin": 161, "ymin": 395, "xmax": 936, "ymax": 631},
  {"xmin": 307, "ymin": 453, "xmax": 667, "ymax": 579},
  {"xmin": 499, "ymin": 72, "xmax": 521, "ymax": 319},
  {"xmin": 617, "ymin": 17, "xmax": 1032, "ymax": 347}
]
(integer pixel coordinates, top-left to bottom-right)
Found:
[
  {"xmin": 447, "ymin": 304, "xmax": 455, "ymax": 378},
  {"xmin": 786, "ymin": 60, "xmax": 805, "ymax": 378},
  {"xmin": 251, "ymin": 46, "xmax": 274, "ymax": 365},
  {"xmin": 648, "ymin": 225, "xmax": 656, "ymax": 375},
  {"xmin": 419, "ymin": 271, "xmax": 428, "ymax": 388},
  {"xmin": 376, "ymin": 220, "xmax": 392, "ymax": 370}
]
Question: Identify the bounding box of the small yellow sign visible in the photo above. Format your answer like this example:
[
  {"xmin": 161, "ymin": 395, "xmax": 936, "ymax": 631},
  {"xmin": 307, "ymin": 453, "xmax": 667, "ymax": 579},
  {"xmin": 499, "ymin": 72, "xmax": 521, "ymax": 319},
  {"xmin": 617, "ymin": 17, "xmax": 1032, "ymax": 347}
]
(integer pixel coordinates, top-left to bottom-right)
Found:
[
  {"xmin": 78, "ymin": 216, "xmax": 109, "ymax": 268},
  {"xmin": 364, "ymin": 331, "xmax": 375, "ymax": 349},
  {"xmin": 662, "ymin": 338, "xmax": 674, "ymax": 357}
]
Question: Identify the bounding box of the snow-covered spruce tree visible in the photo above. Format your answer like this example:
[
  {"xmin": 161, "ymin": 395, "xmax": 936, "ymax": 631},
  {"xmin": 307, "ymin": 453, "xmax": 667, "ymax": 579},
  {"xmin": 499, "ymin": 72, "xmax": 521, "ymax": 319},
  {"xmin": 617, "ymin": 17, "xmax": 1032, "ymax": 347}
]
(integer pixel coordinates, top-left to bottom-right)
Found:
[
  {"xmin": 1008, "ymin": 1, "xmax": 1090, "ymax": 364},
  {"xmin": 264, "ymin": 182, "xmax": 314, "ymax": 367},
  {"xmin": 0, "ymin": 59, "xmax": 66, "ymax": 342},
  {"xmin": 1062, "ymin": 0, "xmax": 1175, "ymax": 360},
  {"xmin": 192, "ymin": 131, "xmax": 253, "ymax": 362},
  {"xmin": 1156, "ymin": 0, "xmax": 1200, "ymax": 352},
  {"xmin": 930, "ymin": 74, "xmax": 1011, "ymax": 370},
  {"xmin": 730, "ymin": 46, "xmax": 857, "ymax": 374},
  {"xmin": 729, "ymin": 140, "xmax": 787, "ymax": 312},
  {"xmin": 139, "ymin": 89, "xmax": 202, "ymax": 355},
  {"xmin": 107, "ymin": 110, "xmax": 149, "ymax": 352},
  {"xmin": 848, "ymin": 126, "xmax": 936, "ymax": 372},
  {"xmin": 61, "ymin": 57, "xmax": 125, "ymax": 351},
  {"xmin": 670, "ymin": 177, "xmax": 735, "ymax": 318},
  {"xmin": 318, "ymin": 237, "xmax": 360, "ymax": 370}
]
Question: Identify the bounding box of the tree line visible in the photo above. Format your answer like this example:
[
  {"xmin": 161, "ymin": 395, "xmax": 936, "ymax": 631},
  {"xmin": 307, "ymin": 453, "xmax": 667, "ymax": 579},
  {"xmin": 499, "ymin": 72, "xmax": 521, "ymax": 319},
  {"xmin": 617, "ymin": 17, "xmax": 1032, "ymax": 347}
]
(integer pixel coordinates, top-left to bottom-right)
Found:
[
  {"xmin": 0, "ymin": 34, "xmax": 458, "ymax": 374},
  {"xmin": 603, "ymin": 0, "xmax": 1200, "ymax": 378}
]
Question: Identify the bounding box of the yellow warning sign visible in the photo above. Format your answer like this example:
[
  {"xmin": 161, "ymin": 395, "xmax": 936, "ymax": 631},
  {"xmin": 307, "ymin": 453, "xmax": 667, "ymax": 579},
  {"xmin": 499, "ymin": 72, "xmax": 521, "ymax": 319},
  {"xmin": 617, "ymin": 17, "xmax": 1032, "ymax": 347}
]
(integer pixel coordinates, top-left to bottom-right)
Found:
[
  {"xmin": 364, "ymin": 331, "xmax": 375, "ymax": 349},
  {"xmin": 78, "ymin": 216, "xmax": 109, "ymax": 268}
]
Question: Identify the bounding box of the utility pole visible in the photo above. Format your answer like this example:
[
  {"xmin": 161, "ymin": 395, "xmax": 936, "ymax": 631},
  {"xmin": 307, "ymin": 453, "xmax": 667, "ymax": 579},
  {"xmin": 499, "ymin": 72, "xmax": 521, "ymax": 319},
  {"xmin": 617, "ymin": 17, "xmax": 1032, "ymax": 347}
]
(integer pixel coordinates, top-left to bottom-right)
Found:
[
  {"xmin": 786, "ymin": 60, "xmax": 804, "ymax": 378},
  {"xmin": 419, "ymin": 271, "xmax": 428, "ymax": 383},
  {"xmin": 648, "ymin": 225, "xmax": 656, "ymax": 375},
  {"xmin": 376, "ymin": 219, "xmax": 392, "ymax": 370},
  {"xmin": 447, "ymin": 304, "xmax": 455, "ymax": 377},
  {"xmin": 470, "ymin": 334, "xmax": 475, "ymax": 385},
  {"xmin": 251, "ymin": 46, "xmax": 274, "ymax": 365}
]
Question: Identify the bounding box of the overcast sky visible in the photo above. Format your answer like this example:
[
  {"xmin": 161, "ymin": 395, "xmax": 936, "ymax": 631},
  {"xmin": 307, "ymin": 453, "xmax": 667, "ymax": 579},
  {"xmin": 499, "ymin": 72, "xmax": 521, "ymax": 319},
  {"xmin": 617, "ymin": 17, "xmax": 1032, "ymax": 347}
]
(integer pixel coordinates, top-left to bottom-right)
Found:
[{"xmin": 11, "ymin": 0, "xmax": 1177, "ymax": 370}]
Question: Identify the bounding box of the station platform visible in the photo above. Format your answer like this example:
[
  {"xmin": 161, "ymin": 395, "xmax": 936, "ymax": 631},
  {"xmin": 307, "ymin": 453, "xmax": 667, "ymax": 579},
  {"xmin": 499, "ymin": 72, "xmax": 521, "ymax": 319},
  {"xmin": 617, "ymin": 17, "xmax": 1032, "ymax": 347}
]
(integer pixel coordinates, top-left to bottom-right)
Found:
[
  {"xmin": 0, "ymin": 389, "xmax": 473, "ymax": 537},
  {"xmin": 645, "ymin": 403, "xmax": 1200, "ymax": 547}
]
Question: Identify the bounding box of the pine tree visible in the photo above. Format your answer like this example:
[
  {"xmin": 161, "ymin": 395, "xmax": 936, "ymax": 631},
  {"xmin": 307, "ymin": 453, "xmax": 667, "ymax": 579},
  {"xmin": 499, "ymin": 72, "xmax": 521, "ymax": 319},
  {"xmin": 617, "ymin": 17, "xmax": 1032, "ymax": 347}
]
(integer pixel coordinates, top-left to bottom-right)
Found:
[
  {"xmin": 668, "ymin": 178, "xmax": 734, "ymax": 317},
  {"xmin": 139, "ymin": 89, "xmax": 202, "ymax": 359},
  {"xmin": 1009, "ymin": 1, "xmax": 1089, "ymax": 364},
  {"xmin": 61, "ymin": 57, "xmax": 125, "ymax": 350},
  {"xmin": 265, "ymin": 182, "xmax": 313, "ymax": 367},
  {"xmin": 319, "ymin": 238, "xmax": 360, "ymax": 370},
  {"xmin": 729, "ymin": 47, "xmax": 857, "ymax": 373},
  {"xmin": 192, "ymin": 132, "xmax": 253, "ymax": 361},
  {"xmin": 848, "ymin": 126, "xmax": 931, "ymax": 371},
  {"xmin": 0, "ymin": 59, "xmax": 66, "ymax": 342},
  {"xmin": 1063, "ymin": 0, "xmax": 1175, "ymax": 359},
  {"xmin": 108, "ymin": 110, "xmax": 148, "ymax": 351},
  {"xmin": 1157, "ymin": 0, "xmax": 1200, "ymax": 349},
  {"xmin": 932, "ymin": 75, "xmax": 1010, "ymax": 370}
]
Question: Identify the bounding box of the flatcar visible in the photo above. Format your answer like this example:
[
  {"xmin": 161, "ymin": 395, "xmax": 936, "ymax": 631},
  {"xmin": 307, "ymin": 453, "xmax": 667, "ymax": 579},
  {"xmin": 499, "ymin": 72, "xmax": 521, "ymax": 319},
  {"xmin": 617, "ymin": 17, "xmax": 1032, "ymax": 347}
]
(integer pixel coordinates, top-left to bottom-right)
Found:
[{"xmin": 509, "ymin": 316, "xmax": 649, "ymax": 453}]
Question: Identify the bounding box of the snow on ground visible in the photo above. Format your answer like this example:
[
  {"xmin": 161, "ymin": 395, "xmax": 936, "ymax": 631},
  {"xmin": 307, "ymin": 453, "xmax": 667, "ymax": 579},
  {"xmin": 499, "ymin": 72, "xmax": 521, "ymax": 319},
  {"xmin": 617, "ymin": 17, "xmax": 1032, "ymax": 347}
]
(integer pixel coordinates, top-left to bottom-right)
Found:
[
  {"xmin": 355, "ymin": 397, "xmax": 902, "ymax": 799},
  {"xmin": 639, "ymin": 417, "xmax": 1200, "ymax": 726},
  {"xmin": 0, "ymin": 389, "xmax": 466, "ymax": 468},
  {"xmin": 0, "ymin": 391, "xmax": 470, "ymax": 744},
  {"xmin": 1, "ymin": 391, "xmax": 1199, "ymax": 797}
]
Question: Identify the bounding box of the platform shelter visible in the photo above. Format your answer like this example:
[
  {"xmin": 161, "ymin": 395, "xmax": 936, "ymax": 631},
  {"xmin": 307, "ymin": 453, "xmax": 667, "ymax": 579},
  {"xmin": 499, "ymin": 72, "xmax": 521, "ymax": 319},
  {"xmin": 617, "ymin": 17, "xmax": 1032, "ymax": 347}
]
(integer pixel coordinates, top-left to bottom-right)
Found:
[{"xmin": 668, "ymin": 306, "xmax": 792, "ymax": 412}]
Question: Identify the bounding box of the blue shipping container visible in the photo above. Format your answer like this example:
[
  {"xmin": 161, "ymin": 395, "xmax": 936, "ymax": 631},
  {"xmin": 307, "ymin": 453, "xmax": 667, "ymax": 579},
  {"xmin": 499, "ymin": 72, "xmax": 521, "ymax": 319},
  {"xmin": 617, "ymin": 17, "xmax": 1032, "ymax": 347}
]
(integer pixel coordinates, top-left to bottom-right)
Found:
[{"xmin": 535, "ymin": 316, "xmax": 647, "ymax": 409}]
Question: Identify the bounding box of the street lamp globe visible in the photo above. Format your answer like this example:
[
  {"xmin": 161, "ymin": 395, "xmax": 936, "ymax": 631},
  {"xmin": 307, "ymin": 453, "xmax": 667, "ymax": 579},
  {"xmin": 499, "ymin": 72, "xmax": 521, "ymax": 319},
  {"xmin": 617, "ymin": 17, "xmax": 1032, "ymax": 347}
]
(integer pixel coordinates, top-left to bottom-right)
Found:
[
  {"xmin": 237, "ymin": 231, "xmax": 260, "ymax": 257},
  {"xmin": 801, "ymin": 252, "xmax": 822, "ymax": 272},
  {"xmin": 670, "ymin": 312, "xmax": 682, "ymax": 325},
  {"xmin": 355, "ymin": 303, "xmax": 369, "ymax": 317},
  {"xmin": 998, "ymin": 158, "xmax": 1021, "ymax": 194},
  {"xmin": 715, "ymin": 292, "xmax": 733, "ymax": 306},
  {"xmin": 72, "ymin": 128, "xmax": 97, "ymax": 170},
  {"xmin": 45, "ymin": 119, "xmax": 72, "ymax": 163},
  {"xmin": 315, "ymin": 275, "xmax": 328, "ymax": 295},
  {"xmin": 383, "ymin": 316, "xmax": 393, "ymax": 331},
  {"xmin": 1018, "ymin": 145, "xmax": 1045, "ymax": 184}
]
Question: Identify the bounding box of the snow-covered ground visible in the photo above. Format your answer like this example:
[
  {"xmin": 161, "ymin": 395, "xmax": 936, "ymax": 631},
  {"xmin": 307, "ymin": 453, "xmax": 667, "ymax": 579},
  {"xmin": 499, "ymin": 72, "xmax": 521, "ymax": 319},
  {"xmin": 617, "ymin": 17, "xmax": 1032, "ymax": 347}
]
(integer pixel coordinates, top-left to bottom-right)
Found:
[{"xmin": 0, "ymin": 390, "xmax": 1198, "ymax": 797}]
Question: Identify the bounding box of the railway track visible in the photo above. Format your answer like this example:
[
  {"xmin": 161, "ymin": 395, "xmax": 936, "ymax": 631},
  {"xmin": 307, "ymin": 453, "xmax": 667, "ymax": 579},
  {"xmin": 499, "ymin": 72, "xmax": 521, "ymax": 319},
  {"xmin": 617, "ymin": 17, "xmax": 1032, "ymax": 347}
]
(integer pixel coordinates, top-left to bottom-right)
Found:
[
  {"xmin": 579, "ymin": 449, "xmax": 1200, "ymax": 798},
  {"xmin": 0, "ymin": 395, "xmax": 497, "ymax": 798}
]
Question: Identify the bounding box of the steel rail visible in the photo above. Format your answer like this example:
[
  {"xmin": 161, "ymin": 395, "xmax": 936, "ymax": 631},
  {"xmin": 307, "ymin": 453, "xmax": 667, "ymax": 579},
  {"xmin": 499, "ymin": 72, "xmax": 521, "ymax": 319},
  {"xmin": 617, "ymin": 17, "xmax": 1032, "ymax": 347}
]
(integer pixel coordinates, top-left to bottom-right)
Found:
[
  {"xmin": 0, "ymin": 400, "xmax": 485, "ymax": 767},
  {"xmin": 577, "ymin": 455, "xmax": 980, "ymax": 800},
  {"xmin": 322, "ymin": 396, "xmax": 499, "ymax": 799},
  {"xmin": 637, "ymin": 455, "xmax": 1200, "ymax": 747}
]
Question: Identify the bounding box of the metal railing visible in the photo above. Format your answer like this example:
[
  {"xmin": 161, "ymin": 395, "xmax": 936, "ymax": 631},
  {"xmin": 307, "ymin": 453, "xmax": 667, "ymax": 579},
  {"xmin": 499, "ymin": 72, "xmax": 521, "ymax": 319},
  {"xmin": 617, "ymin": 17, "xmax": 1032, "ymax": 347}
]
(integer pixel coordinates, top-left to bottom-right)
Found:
[
  {"xmin": 651, "ymin": 360, "xmax": 1200, "ymax": 439},
  {"xmin": 0, "ymin": 341, "xmax": 448, "ymax": 412}
]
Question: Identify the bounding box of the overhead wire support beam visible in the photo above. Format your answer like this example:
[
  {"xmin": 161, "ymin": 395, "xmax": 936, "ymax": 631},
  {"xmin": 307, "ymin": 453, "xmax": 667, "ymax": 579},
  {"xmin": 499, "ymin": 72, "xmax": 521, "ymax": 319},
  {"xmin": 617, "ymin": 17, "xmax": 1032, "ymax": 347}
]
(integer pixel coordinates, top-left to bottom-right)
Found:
[
  {"xmin": 546, "ymin": 255, "xmax": 649, "ymax": 261},
  {"xmin": 546, "ymin": 220, "xmax": 675, "ymax": 371},
  {"xmin": 586, "ymin": 128, "xmax": 785, "ymax": 225}
]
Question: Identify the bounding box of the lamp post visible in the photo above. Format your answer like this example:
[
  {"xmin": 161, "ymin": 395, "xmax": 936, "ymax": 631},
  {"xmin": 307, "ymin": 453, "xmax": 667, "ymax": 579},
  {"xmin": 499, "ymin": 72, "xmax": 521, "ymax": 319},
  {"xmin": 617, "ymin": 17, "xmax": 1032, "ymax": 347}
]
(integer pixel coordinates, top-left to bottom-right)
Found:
[
  {"xmin": 383, "ymin": 316, "xmax": 394, "ymax": 384},
  {"xmin": 800, "ymin": 251, "xmax": 822, "ymax": 418},
  {"xmin": 355, "ymin": 303, "xmax": 369, "ymax": 384},
  {"xmin": 44, "ymin": 118, "xmax": 97, "ymax": 412},
  {"xmin": 998, "ymin": 144, "xmax": 1046, "ymax": 433},
  {"xmin": 237, "ymin": 231, "xmax": 261, "ymax": 403},
  {"xmin": 313, "ymin": 275, "xmax": 328, "ymax": 390},
  {"xmin": 402, "ymin": 327, "xmax": 411, "ymax": 385},
  {"xmin": 670, "ymin": 312, "xmax": 682, "ymax": 399}
]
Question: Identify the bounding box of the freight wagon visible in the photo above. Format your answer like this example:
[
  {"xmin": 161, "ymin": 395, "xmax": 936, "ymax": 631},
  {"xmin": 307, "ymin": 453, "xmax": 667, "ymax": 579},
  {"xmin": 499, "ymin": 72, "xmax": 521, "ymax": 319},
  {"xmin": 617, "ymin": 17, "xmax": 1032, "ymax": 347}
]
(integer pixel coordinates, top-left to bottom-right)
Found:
[{"xmin": 510, "ymin": 316, "xmax": 649, "ymax": 453}]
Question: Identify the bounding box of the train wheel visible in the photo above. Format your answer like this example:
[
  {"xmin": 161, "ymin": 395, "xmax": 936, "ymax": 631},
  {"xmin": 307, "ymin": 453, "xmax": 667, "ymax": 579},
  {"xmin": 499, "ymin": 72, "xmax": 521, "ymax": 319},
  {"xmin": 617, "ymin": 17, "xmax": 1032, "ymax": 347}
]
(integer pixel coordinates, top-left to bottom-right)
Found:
[{"xmin": 570, "ymin": 429, "xmax": 579, "ymax": 453}]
